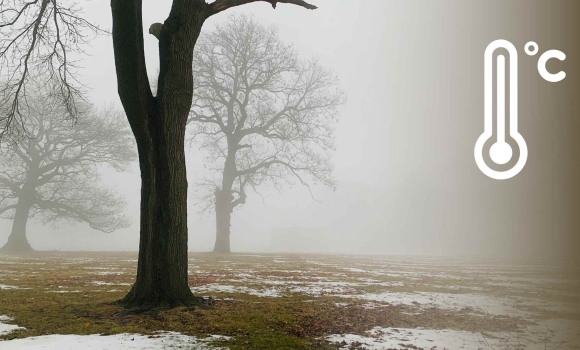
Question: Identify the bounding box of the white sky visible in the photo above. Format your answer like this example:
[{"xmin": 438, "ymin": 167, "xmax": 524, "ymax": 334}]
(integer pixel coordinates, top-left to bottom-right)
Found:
[{"xmin": 1, "ymin": 0, "xmax": 578, "ymax": 262}]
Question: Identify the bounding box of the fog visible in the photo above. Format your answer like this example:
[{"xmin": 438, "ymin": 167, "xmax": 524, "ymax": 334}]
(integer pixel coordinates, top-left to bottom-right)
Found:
[{"xmin": 1, "ymin": 0, "xmax": 578, "ymax": 263}]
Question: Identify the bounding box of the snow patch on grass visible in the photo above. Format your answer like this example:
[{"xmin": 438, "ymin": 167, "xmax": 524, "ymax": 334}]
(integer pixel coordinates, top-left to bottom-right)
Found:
[
  {"xmin": 327, "ymin": 322, "xmax": 580, "ymax": 350},
  {"xmin": 327, "ymin": 327, "xmax": 485, "ymax": 349},
  {"xmin": 343, "ymin": 291, "xmax": 551, "ymax": 317},
  {"xmin": 0, "ymin": 316, "xmax": 25, "ymax": 336},
  {"xmin": 0, "ymin": 285, "xmax": 21, "ymax": 290},
  {"xmin": 0, "ymin": 331, "xmax": 229, "ymax": 349},
  {"xmin": 90, "ymin": 281, "xmax": 131, "ymax": 286},
  {"xmin": 202, "ymin": 335, "xmax": 232, "ymax": 341},
  {"xmin": 191, "ymin": 284, "xmax": 282, "ymax": 297}
]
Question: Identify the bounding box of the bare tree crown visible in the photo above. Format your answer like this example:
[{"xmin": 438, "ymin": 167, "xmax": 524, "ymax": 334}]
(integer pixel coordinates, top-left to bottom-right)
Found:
[
  {"xmin": 0, "ymin": 0, "xmax": 107, "ymax": 136},
  {"xmin": 0, "ymin": 87, "xmax": 137, "ymax": 232},
  {"xmin": 189, "ymin": 15, "xmax": 345, "ymax": 210},
  {"xmin": 0, "ymin": 0, "xmax": 318, "ymax": 138}
]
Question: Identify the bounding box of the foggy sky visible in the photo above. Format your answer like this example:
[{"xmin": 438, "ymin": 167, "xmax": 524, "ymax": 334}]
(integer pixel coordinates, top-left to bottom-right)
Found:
[{"xmin": 1, "ymin": 0, "xmax": 578, "ymax": 264}]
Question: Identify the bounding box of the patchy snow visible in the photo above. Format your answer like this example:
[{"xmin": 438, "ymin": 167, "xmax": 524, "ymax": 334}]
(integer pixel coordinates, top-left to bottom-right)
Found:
[
  {"xmin": 2, "ymin": 254, "xmax": 579, "ymax": 349},
  {"xmin": 343, "ymin": 268, "xmax": 367, "ymax": 273},
  {"xmin": 0, "ymin": 284, "xmax": 21, "ymax": 290},
  {"xmin": 202, "ymin": 335, "xmax": 232, "ymax": 341},
  {"xmin": 0, "ymin": 331, "xmax": 230, "ymax": 349},
  {"xmin": 341, "ymin": 291, "xmax": 564, "ymax": 317},
  {"xmin": 0, "ymin": 316, "xmax": 25, "ymax": 336},
  {"xmin": 192, "ymin": 280, "xmax": 368, "ymax": 298},
  {"xmin": 191, "ymin": 284, "xmax": 282, "ymax": 297},
  {"xmin": 327, "ymin": 324, "xmax": 580, "ymax": 350},
  {"xmin": 90, "ymin": 281, "xmax": 132, "ymax": 286},
  {"xmin": 201, "ymin": 277, "xmax": 404, "ymax": 298},
  {"xmin": 288, "ymin": 285, "xmax": 355, "ymax": 295},
  {"xmin": 328, "ymin": 327, "xmax": 484, "ymax": 349}
]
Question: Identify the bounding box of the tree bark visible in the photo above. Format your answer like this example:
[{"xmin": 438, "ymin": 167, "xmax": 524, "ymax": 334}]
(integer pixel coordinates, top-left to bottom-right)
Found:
[
  {"xmin": 213, "ymin": 187, "xmax": 233, "ymax": 253},
  {"xmin": 119, "ymin": 130, "xmax": 196, "ymax": 309},
  {"xmin": 0, "ymin": 198, "xmax": 33, "ymax": 253},
  {"xmin": 111, "ymin": 0, "xmax": 208, "ymax": 310}
]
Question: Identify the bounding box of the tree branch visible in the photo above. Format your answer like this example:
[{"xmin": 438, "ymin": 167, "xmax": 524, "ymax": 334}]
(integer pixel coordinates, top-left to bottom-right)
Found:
[
  {"xmin": 0, "ymin": 176, "xmax": 22, "ymax": 195},
  {"xmin": 0, "ymin": 204, "xmax": 18, "ymax": 216},
  {"xmin": 208, "ymin": 0, "xmax": 317, "ymax": 17},
  {"xmin": 110, "ymin": 0, "xmax": 156, "ymax": 140},
  {"xmin": 36, "ymin": 198, "xmax": 120, "ymax": 233},
  {"xmin": 231, "ymin": 175, "xmax": 248, "ymax": 208},
  {"xmin": 0, "ymin": 0, "xmax": 106, "ymax": 136},
  {"xmin": 237, "ymin": 158, "xmax": 303, "ymax": 176}
]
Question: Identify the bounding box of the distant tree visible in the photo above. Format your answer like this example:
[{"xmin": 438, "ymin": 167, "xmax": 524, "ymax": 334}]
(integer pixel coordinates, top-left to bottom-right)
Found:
[
  {"xmin": 0, "ymin": 91, "xmax": 136, "ymax": 252},
  {"xmin": 189, "ymin": 15, "xmax": 344, "ymax": 253},
  {"xmin": 1, "ymin": 0, "xmax": 321, "ymax": 310}
]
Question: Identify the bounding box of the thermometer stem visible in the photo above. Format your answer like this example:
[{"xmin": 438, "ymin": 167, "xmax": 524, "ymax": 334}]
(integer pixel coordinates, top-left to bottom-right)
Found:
[{"xmin": 497, "ymin": 55, "xmax": 506, "ymax": 143}]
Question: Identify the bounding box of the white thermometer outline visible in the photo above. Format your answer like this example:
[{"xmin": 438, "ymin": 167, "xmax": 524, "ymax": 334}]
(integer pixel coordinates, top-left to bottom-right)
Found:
[{"xmin": 475, "ymin": 39, "xmax": 528, "ymax": 180}]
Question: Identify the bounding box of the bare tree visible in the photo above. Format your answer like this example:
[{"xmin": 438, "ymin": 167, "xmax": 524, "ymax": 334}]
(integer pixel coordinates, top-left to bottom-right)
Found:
[
  {"xmin": 1, "ymin": 0, "xmax": 321, "ymax": 310},
  {"xmin": 0, "ymin": 0, "xmax": 106, "ymax": 134},
  {"xmin": 189, "ymin": 15, "xmax": 344, "ymax": 253},
  {"xmin": 0, "ymin": 89, "xmax": 136, "ymax": 252}
]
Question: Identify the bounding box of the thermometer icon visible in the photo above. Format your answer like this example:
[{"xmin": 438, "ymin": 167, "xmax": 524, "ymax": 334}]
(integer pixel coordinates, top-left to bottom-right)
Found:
[{"xmin": 475, "ymin": 39, "xmax": 528, "ymax": 180}]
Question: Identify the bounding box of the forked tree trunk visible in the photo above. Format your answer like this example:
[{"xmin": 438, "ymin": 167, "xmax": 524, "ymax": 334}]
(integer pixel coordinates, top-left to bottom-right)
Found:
[
  {"xmin": 0, "ymin": 199, "xmax": 33, "ymax": 253},
  {"xmin": 111, "ymin": 0, "xmax": 208, "ymax": 310},
  {"xmin": 213, "ymin": 188, "xmax": 232, "ymax": 253},
  {"xmin": 111, "ymin": 0, "xmax": 316, "ymax": 311}
]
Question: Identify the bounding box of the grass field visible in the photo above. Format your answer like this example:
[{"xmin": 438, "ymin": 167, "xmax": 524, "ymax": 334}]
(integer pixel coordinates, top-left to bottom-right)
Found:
[{"xmin": 0, "ymin": 253, "xmax": 579, "ymax": 349}]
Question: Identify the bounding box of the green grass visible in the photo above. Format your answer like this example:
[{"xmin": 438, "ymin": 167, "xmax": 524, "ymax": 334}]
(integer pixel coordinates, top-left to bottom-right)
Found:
[{"xmin": 0, "ymin": 252, "xmax": 575, "ymax": 349}]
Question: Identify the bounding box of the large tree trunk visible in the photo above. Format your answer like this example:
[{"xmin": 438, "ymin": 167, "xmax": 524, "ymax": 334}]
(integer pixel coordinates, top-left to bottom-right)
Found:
[
  {"xmin": 111, "ymin": 0, "xmax": 208, "ymax": 310},
  {"xmin": 119, "ymin": 128, "xmax": 196, "ymax": 309},
  {"xmin": 213, "ymin": 188, "xmax": 233, "ymax": 253},
  {"xmin": 0, "ymin": 199, "xmax": 33, "ymax": 253}
]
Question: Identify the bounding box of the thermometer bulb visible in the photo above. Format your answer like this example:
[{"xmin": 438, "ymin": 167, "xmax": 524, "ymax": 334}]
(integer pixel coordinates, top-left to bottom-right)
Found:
[{"xmin": 490, "ymin": 142, "xmax": 512, "ymax": 165}]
